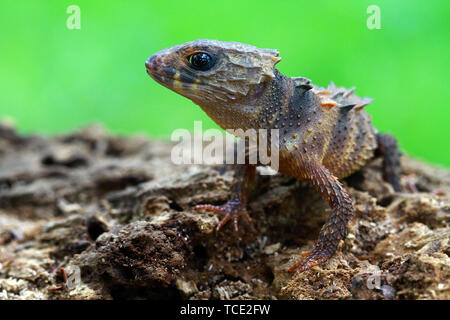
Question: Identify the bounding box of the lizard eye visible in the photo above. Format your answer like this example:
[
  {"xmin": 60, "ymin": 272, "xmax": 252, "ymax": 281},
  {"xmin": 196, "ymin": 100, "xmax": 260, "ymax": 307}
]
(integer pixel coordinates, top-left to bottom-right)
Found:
[{"xmin": 188, "ymin": 52, "xmax": 214, "ymax": 71}]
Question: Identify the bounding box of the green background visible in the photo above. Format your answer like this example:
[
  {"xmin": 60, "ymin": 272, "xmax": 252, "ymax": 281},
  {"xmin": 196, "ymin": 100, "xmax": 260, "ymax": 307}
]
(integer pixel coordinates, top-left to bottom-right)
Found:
[{"xmin": 0, "ymin": 0, "xmax": 448, "ymax": 166}]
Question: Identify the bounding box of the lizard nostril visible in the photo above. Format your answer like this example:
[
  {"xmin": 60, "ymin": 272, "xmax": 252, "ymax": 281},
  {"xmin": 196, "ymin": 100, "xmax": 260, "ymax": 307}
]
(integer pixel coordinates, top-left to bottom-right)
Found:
[
  {"xmin": 145, "ymin": 57, "xmax": 153, "ymax": 70},
  {"xmin": 145, "ymin": 55, "xmax": 159, "ymax": 72}
]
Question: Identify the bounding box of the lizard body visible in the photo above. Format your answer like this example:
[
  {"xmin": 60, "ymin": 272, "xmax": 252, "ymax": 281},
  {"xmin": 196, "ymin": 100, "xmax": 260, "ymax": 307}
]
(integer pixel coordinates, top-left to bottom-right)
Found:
[{"xmin": 146, "ymin": 39, "xmax": 402, "ymax": 273}]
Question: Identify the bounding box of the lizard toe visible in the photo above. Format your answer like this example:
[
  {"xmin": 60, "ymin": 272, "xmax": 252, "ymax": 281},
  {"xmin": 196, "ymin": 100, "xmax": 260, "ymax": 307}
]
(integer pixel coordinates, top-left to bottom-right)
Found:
[{"xmin": 194, "ymin": 201, "xmax": 250, "ymax": 232}]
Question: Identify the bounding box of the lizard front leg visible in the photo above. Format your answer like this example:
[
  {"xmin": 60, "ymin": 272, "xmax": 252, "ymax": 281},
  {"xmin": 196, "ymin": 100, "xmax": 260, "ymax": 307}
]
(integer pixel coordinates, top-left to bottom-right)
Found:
[
  {"xmin": 195, "ymin": 164, "xmax": 256, "ymax": 232},
  {"xmin": 288, "ymin": 162, "xmax": 354, "ymax": 274}
]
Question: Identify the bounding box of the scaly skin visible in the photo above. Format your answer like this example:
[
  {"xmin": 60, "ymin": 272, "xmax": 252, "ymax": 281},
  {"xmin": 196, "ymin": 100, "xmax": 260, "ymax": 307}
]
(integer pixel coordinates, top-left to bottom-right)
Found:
[{"xmin": 146, "ymin": 39, "xmax": 402, "ymax": 274}]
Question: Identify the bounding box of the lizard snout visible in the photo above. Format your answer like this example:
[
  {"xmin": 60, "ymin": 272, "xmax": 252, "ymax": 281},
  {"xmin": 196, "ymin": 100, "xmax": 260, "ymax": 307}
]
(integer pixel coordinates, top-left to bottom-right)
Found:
[
  {"xmin": 145, "ymin": 55, "xmax": 161, "ymax": 75},
  {"xmin": 145, "ymin": 53, "xmax": 177, "ymax": 87}
]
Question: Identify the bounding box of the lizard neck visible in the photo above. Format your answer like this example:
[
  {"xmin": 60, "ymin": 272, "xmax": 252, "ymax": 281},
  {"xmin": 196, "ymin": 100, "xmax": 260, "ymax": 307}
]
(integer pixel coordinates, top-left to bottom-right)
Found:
[
  {"xmin": 252, "ymin": 69, "xmax": 296, "ymax": 131},
  {"xmin": 197, "ymin": 69, "xmax": 295, "ymax": 132}
]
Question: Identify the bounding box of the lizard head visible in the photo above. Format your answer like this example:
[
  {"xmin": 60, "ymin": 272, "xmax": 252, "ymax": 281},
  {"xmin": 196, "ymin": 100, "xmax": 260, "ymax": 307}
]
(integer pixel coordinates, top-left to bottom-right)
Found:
[{"xmin": 146, "ymin": 39, "xmax": 281, "ymax": 107}]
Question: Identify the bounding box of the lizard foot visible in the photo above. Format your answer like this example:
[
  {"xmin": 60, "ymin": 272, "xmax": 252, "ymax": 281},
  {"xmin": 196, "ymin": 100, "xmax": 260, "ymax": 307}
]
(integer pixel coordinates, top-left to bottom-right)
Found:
[
  {"xmin": 194, "ymin": 200, "xmax": 251, "ymax": 232},
  {"xmin": 287, "ymin": 246, "xmax": 333, "ymax": 274}
]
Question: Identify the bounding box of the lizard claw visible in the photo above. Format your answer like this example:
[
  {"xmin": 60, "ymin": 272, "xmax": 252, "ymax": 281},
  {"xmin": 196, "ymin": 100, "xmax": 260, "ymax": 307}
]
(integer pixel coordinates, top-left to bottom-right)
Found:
[
  {"xmin": 194, "ymin": 201, "xmax": 251, "ymax": 232},
  {"xmin": 287, "ymin": 247, "xmax": 331, "ymax": 274}
]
